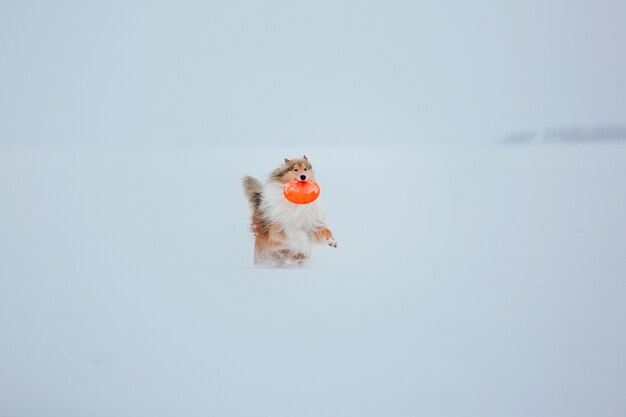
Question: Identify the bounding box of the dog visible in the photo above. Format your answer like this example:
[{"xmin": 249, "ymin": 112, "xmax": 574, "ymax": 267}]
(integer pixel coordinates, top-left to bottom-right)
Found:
[{"xmin": 242, "ymin": 155, "xmax": 337, "ymax": 266}]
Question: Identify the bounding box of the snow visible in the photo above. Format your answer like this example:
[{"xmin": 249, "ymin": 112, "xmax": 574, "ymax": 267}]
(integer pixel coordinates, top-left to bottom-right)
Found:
[{"xmin": 1, "ymin": 143, "xmax": 625, "ymax": 416}]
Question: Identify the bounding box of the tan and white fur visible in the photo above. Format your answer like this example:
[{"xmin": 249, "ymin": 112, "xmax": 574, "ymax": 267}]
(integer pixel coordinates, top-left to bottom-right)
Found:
[{"xmin": 242, "ymin": 155, "xmax": 337, "ymax": 266}]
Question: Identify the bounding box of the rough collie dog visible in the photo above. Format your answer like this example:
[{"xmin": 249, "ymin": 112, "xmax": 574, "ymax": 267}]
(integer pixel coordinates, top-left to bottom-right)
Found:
[{"xmin": 242, "ymin": 155, "xmax": 337, "ymax": 266}]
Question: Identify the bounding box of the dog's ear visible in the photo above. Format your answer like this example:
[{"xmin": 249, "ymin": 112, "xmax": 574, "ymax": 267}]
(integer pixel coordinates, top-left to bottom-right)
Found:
[
  {"xmin": 302, "ymin": 155, "xmax": 308, "ymax": 161},
  {"xmin": 284, "ymin": 158, "xmax": 290, "ymax": 164}
]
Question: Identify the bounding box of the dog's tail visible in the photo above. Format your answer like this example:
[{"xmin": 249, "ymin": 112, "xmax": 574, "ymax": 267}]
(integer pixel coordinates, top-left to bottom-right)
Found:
[{"xmin": 242, "ymin": 176, "xmax": 263, "ymax": 209}]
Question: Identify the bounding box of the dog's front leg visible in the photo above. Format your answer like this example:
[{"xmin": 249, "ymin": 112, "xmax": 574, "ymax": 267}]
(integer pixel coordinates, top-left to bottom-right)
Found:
[{"xmin": 315, "ymin": 227, "xmax": 337, "ymax": 248}]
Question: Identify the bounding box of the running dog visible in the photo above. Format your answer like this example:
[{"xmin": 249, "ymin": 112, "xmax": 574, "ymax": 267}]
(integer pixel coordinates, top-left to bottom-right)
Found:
[{"xmin": 242, "ymin": 155, "xmax": 337, "ymax": 266}]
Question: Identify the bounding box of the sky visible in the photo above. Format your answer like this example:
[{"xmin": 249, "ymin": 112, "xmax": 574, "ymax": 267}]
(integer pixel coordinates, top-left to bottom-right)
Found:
[{"xmin": 1, "ymin": 0, "xmax": 626, "ymax": 147}]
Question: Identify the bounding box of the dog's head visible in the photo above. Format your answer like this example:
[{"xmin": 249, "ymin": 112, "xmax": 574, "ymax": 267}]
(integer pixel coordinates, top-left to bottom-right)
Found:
[{"xmin": 270, "ymin": 155, "xmax": 315, "ymax": 184}]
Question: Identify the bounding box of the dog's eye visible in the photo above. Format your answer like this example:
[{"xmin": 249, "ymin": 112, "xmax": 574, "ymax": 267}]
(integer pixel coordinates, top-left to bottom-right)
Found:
[
  {"xmin": 293, "ymin": 168, "xmax": 298, "ymax": 172},
  {"xmin": 304, "ymin": 168, "xmax": 308, "ymax": 171}
]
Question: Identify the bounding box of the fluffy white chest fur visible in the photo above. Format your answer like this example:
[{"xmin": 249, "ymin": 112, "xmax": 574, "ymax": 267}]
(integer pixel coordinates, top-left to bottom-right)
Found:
[{"xmin": 260, "ymin": 182, "xmax": 327, "ymax": 253}]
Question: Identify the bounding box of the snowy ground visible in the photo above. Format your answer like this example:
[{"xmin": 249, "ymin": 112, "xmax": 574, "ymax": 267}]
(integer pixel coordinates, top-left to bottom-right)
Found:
[{"xmin": 1, "ymin": 143, "xmax": 625, "ymax": 416}]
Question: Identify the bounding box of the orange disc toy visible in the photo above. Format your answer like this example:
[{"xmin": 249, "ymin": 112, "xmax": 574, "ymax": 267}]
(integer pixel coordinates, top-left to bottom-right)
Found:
[{"xmin": 283, "ymin": 180, "xmax": 320, "ymax": 204}]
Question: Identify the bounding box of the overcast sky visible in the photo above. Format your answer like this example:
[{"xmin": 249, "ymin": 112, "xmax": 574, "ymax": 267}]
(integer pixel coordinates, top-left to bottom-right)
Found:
[{"xmin": 2, "ymin": 0, "xmax": 625, "ymax": 146}]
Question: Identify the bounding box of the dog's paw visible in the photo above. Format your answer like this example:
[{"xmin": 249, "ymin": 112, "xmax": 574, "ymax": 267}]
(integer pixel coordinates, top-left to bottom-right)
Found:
[{"xmin": 327, "ymin": 238, "xmax": 338, "ymax": 248}]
